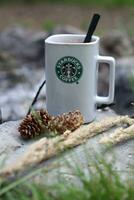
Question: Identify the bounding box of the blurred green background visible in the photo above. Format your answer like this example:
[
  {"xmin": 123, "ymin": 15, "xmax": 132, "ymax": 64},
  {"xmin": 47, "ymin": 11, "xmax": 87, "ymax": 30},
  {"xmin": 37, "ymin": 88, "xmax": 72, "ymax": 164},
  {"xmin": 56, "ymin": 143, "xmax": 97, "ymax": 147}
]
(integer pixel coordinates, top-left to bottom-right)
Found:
[
  {"xmin": 0, "ymin": 0, "xmax": 134, "ymax": 6},
  {"xmin": 0, "ymin": 0, "xmax": 133, "ymax": 36}
]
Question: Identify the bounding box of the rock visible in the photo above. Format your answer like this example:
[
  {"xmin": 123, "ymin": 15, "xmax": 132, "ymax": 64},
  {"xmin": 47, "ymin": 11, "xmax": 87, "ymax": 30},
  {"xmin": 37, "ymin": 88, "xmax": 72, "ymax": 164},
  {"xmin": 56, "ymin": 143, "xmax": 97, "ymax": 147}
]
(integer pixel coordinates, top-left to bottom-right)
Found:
[
  {"xmin": 0, "ymin": 109, "xmax": 133, "ymax": 180},
  {"xmin": 97, "ymin": 63, "xmax": 110, "ymax": 96},
  {"xmin": 100, "ymin": 31, "xmax": 133, "ymax": 58},
  {"xmin": 0, "ymin": 25, "xmax": 84, "ymax": 65},
  {"xmin": 0, "ymin": 75, "xmax": 46, "ymax": 122},
  {"xmin": 0, "ymin": 51, "xmax": 18, "ymax": 69},
  {"xmin": 114, "ymin": 57, "xmax": 134, "ymax": 115},
  {"xmin": 0, "ymin": 120, "xmax": 33, "ymax": 167},
  {"xmin": 0, "ymin": 26, "xmax": 48, "ymax": 63},
  {"xmin": 0, "ymin": 121, "xmax": 21, "ymax": 156},
  {"xmin": 0, "ymin": 26, "xmax": 49, "ymax": 121},
  {"xmin": 97, "ymin": 57, "xmax": 134, "ymax": 115},
  {"xmin": 0, "ymin": 51, "xmax": 46, "ymax": 122}
]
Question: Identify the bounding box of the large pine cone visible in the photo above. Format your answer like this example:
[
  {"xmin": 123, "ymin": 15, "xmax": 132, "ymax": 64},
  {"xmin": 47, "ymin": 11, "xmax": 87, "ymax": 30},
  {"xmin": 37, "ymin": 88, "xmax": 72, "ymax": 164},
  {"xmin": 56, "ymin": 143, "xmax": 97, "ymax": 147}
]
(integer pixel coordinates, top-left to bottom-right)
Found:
[{"xmin": 18, "ymin": 110, "xmax": 51, "ymax": 139}]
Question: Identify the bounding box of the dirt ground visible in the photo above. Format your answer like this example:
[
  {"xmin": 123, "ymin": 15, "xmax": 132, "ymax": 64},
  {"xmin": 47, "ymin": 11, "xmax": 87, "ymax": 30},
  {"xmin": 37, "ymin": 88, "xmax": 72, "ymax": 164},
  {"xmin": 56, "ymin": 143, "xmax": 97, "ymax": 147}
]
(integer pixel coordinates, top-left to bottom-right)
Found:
[{"xmin": 0, "ymin": 3, "xmax": 134, "ymax": 35}]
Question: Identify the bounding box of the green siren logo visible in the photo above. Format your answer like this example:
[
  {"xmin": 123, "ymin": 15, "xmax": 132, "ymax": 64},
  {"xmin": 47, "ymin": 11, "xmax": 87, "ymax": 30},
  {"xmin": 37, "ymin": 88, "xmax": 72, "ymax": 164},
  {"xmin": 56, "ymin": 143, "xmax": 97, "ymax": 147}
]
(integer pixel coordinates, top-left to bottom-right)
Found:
[{"xmin": 55, "ymin": 56, "xmax": 83, "ymax": 84}]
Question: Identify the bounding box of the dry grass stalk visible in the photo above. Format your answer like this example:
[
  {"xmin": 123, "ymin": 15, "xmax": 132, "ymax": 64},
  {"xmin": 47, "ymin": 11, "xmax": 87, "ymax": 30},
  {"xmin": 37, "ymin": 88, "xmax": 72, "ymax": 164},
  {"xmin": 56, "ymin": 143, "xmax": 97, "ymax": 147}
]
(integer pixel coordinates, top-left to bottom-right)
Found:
[
  {"xmin": 99, "ymin": 124, "xmax": 134, "ymax": 145},
  {"xmin": 0, "ymin": 115, "xmax": 133, "ymax": 177}
]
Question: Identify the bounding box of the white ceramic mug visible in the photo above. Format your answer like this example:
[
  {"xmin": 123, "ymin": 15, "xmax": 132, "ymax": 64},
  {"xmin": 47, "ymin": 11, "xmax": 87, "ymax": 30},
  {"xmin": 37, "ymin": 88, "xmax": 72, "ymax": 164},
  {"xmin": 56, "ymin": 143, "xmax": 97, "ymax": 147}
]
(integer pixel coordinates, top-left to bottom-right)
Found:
[{"xmin": 45, "ymin": 34, "xmax": 115, "ymax": 123}]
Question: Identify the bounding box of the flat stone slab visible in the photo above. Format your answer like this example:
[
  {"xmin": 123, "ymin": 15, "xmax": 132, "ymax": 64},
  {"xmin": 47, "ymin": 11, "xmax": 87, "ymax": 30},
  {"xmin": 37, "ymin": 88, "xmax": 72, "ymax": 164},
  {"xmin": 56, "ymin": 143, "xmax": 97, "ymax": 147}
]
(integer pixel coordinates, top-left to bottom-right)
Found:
[{"xmin": 0, "ymin": 109, "xmax": 133, "ymax": 180}]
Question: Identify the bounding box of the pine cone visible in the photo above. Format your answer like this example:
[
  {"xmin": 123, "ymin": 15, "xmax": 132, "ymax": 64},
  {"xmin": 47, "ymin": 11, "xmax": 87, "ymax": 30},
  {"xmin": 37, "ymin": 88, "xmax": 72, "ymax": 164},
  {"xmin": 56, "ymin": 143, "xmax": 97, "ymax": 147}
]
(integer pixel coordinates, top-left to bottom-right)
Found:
[
  {"xmin": 48, "ymin": 110, "xmax": 84, "ymax": 134},
  {"xmin": 37, "ymin": 109, "xmax": 52, "ymax": 127},
  {"xmin": 18, "ymin": 110, "xmax": 51, "ymax": 139},
  {"xmin": 18, "ymin": 110, "xmax": 84, "ymax": 139}
]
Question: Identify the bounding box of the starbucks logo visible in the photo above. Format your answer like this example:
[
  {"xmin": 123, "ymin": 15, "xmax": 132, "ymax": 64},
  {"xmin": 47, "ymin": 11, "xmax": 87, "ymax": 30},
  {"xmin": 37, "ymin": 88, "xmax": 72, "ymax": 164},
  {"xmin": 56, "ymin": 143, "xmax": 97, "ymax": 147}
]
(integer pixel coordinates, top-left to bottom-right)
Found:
[{"xmin": 55, "ymin": 56, "xmax": 83, "ymax": 84}]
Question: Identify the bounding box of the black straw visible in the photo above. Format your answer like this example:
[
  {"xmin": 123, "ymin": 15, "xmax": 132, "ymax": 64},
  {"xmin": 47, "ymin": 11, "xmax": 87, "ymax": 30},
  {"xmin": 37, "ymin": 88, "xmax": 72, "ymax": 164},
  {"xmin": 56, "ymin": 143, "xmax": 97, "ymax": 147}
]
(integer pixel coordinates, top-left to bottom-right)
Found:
[{"xmin": 84, "ymin": 13, "xmax": 100, "ymax": 43}]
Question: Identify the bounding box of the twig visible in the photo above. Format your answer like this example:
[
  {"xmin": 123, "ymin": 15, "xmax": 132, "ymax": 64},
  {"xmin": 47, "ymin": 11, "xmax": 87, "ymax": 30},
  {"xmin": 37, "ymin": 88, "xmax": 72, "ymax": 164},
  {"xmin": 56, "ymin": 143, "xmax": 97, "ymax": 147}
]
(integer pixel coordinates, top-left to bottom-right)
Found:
[
  {"xmin": 27, "ymin": 80, "xmax": 46, "ymax": 116},
  {"xmin": 0, "ymin": 109, "xmax": 2, "ymax": 124},
  {"xmin": 97, "ymin": 102, "xmax": 115, "ymax": 110}
]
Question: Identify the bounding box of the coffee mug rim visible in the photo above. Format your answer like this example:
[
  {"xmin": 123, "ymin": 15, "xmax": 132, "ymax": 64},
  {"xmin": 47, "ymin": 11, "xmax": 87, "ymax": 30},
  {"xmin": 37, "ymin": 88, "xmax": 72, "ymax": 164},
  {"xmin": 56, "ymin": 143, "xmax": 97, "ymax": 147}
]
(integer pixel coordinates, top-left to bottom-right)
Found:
[{"xmin": 45, "ymin": 34, "xmax": 99, "ymax": 45}]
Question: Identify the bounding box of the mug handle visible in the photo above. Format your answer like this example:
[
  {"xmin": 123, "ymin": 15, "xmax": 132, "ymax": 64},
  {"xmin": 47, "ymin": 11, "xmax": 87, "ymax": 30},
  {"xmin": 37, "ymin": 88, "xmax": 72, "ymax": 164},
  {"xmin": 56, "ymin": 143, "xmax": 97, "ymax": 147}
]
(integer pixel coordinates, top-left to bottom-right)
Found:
[{"xmin": 96, "ymin": 55, "xmax": 115, "ymax": 104}]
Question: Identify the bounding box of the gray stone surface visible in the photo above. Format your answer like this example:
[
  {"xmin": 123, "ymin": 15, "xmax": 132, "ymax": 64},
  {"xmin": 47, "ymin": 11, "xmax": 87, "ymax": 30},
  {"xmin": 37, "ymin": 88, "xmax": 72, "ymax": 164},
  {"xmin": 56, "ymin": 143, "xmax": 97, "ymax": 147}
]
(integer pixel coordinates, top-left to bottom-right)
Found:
[
  {"xmin": 0, "ymin": 109, "xmax": 133, "ymax": 180},
  {"xmin": 0, "ymin": 120, "xmax": 33, "ymax": 165},
  {"xmin": 0, "ymin": 121, "xmax": 21, "ymax": 156},
  {"xmin": 97, "ymin": 57, "xmax": 134, "ymax": 115},
  {"xmin": 114, "ymin": 57, "xmax": 134, "ymax": 115},
  {"xmin": 100, "ymin": 30, "xmax": 133, "ymax": 58},
  {"xmin": 0, "ymin": 26, "xmax": 47, "ymax": 121},
  {"xmin": 0, "ymin": 26, "xmax": 48, "ymax": 62}
]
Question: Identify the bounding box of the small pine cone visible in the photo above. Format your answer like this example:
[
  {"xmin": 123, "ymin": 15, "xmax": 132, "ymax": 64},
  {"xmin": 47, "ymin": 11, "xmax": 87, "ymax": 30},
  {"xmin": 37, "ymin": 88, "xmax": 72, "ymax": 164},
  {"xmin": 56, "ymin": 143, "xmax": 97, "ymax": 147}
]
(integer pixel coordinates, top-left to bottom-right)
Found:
[
  {"xmin": 48, "ymin": 110, "xmax": 84, "ymax": 134},
  {"xmin": 18, "ymin": 110, "xmax": 51, "ymax": 139}
]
